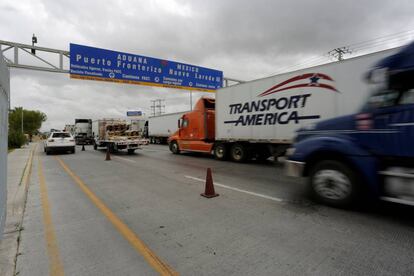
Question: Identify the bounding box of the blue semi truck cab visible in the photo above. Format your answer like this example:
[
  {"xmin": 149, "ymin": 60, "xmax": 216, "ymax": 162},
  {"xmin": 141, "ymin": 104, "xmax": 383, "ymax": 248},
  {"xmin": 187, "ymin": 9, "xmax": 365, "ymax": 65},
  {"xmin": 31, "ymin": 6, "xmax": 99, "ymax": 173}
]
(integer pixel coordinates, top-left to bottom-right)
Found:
[{"xmin": 286, "ymin": 42, "xmax": 414, "ymax": 207}]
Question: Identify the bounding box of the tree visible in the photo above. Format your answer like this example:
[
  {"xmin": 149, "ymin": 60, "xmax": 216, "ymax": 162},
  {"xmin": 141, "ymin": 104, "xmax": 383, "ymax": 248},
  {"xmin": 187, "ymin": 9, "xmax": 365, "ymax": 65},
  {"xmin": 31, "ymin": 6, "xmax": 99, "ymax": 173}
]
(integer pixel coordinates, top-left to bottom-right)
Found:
[{"xmin": 8, "ymin": 107, "xmax": 47, "ymax": 148}]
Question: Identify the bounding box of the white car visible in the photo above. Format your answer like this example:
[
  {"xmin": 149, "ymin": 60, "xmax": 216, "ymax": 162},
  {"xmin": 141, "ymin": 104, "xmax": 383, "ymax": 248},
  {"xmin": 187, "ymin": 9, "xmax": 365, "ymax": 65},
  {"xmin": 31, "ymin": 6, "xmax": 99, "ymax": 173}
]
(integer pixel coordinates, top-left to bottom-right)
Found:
[{"xmin": 44, "ymin": 132, "xmax": 76, "ymax": 155}]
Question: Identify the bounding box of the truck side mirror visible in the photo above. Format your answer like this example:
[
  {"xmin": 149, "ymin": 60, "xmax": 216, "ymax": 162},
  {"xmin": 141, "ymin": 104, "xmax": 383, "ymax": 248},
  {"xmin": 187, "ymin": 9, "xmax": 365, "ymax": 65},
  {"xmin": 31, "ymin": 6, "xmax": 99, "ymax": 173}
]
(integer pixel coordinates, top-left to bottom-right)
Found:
[{"xmin": 178, "ymin": 119, "xmax": 182, "ymax": 128}]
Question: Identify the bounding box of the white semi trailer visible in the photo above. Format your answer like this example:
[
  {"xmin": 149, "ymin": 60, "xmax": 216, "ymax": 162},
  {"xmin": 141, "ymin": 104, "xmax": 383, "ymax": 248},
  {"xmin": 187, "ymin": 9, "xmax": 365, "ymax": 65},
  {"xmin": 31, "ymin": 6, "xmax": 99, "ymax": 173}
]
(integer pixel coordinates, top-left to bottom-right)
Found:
[
  {"xmin": 148, "ymin": 111, "xmax": 188, "ymax": 144},
  {"xmin": 74, "ymin": 119, "xmax": 93, "ymax": 145}
]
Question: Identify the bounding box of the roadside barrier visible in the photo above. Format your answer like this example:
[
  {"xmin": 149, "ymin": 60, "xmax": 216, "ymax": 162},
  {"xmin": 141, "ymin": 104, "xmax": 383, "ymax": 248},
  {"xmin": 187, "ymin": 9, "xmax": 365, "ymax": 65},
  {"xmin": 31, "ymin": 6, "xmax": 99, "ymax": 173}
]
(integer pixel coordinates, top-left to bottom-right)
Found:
[{"xmin": 201, "ymin": 168, "xmax": 219, "ymax": 198}]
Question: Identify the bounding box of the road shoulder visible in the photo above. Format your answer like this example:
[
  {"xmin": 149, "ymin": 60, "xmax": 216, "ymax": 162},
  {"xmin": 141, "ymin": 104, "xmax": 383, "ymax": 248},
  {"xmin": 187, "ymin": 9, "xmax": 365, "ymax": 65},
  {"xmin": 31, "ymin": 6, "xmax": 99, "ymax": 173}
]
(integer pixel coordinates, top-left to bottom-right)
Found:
[{"xmin": 0, "ymin": 144, "xmax": 36, "ymax": 276}]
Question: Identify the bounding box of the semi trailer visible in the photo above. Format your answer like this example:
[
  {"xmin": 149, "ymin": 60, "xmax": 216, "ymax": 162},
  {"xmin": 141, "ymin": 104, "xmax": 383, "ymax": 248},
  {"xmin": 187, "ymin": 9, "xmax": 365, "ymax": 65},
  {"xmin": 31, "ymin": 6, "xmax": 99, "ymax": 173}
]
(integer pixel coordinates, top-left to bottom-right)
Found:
[
  {"xmin": 168, "ymin": 47, "xmax": 399, "ymax": 162},
  {"xmin": 74, "ymin": 119, "xmax": 93, "ymax": 145},
  {"xmin": 148, "ymin": 111, "xmax": 188, "ymax": 144}
]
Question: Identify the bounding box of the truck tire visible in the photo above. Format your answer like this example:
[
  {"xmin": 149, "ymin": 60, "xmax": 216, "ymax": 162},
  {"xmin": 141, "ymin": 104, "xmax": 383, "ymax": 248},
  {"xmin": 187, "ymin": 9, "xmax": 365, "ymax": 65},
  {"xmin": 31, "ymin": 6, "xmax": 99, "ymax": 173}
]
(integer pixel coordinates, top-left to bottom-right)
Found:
[
  {"xmin": 230, "ymin": 143, "xmax": 247, "ymax": 162},
  {"xmin": 169, "ymin": 141, "xmax": 180, "ymax": 154},
  {"xmin": 71, "ymin": 147, "xmax": 76, "ymax": 154},
  {"xmin": 213, "ymin": 143, "xmax": 228, "ymax": 160},
  {"xmin": 309, "ymin": 160, "xmax": 358, "ymax": 208},
  {"xmin": 45, "ymin": 148, "xmax": 50, "ymax": 155},
  {"xmin": 127, "ymin": 149, "xmax": 135, "ymax": 155}
]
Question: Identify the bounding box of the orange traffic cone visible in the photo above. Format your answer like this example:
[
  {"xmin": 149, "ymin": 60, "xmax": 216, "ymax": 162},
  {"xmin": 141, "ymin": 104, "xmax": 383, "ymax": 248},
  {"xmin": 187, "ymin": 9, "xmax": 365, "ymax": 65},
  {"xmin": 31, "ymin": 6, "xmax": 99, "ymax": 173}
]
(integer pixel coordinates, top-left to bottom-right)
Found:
[
  {"xmin": 201, "ymin": 168, "xmax": 219, "ymax": 198},
  {"xmin": 105, "ymin": 147, "xmax": 111, "ymax": 161}
]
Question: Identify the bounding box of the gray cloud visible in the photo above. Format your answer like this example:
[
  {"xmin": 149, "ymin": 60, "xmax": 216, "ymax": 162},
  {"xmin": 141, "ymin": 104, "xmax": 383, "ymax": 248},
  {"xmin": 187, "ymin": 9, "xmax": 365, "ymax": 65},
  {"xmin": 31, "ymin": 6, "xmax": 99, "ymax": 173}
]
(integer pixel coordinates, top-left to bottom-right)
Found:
[{"xmin": 1, "ymin": 0, "xmax": 414, "ymax": 131}]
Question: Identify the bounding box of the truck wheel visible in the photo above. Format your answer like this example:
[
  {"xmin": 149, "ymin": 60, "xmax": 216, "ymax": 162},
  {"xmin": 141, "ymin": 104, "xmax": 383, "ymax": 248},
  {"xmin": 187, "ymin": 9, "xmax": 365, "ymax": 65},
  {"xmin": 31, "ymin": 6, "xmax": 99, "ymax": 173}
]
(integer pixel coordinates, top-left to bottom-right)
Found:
[
  {"xmin": 45, "ymin": 148, "xmax": 50, "ymax": 155},
  {"xmin": 214, "ymin": 143, "xmax": 227, "ymax": 160},
  {"xmin": 71, "ymin": 147, "xmax": 76, "ymax": 154},
  {"xmin": 127, "ymin": 149, "xmax": 135, "ymax": 155},
  {"xmin": 230, "ymin": 143, "xmax": 247, "ymax": 162},
  {"xmin": 309, "ymin": 160, "xmax": 358, "ymax": 208},
  {"xmin": 169, "ymin": 141, "xmax": 180, "ymax": 154}
]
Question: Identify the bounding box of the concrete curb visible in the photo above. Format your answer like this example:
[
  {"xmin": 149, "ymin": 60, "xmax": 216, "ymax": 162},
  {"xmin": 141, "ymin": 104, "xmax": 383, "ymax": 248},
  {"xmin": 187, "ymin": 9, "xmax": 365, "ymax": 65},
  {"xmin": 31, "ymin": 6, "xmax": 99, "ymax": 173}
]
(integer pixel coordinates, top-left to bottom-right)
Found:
[{"xmin": 0, "ymin": 144, "xmax": 36, "ymax": 276}]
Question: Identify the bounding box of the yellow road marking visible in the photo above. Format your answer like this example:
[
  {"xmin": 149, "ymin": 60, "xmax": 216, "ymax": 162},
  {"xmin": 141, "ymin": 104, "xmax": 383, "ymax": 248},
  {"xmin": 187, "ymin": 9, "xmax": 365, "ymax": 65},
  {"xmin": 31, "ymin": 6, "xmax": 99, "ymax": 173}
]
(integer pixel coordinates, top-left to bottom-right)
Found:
[
  {"xmin": 38, "ymin": 156, "xmax": 65, "ymax": 276},
  {"xmin": 55, "ymin": 157, "xmax": 178, "ymax": 276},
  {"xmin": 12, "ymin": 145, "xmax": 36, "ymax": 215},
  {"xmin": 22, "ymin": 145, "xmax": 36, "ymax": 187}
]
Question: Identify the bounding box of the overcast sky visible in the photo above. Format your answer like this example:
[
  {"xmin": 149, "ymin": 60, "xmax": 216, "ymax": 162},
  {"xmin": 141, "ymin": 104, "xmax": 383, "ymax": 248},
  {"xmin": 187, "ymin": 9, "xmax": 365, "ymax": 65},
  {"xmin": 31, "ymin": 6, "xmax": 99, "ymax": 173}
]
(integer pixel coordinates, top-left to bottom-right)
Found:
[{"xmin": 1, "ymin": 0, "xmax": 414, "ymax": 131}]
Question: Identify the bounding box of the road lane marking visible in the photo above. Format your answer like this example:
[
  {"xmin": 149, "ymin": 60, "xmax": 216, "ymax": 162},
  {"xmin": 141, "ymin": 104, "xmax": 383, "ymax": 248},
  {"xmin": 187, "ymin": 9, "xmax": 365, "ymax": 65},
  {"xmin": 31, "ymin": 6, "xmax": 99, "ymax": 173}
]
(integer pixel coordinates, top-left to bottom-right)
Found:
[
  {"xmin": 184, "ymin": 175, "xmax": 284, "ymax": 203},
  {"xmin": 113, "ymin": 156, "xmax": 137, "ymax": 163},
  {"xmin": 38, "ymin": 156, "xmax": 65, "ymax": 276},
  {"xmin": 55, "ymin": 157, "xmax": 178, "ymax": 276}
]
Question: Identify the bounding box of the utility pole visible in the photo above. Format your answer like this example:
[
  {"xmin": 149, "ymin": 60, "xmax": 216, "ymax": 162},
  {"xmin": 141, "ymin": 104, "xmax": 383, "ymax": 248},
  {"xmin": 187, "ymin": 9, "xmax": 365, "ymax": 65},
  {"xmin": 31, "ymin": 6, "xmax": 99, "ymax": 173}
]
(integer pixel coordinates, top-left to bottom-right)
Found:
[
  {"xmin": 150, "ymin": 99, "xmax": 165, "ymax": 116},
  {"xmin": 190, "ymin": 91, "xmax": 193, "ymax": 111},
  {"xmin": 328, "ymin": 46, "xmax": 352, "ymax": 61},
  {"xmin": 21, "ymin": 107, "xmax": 24, "ymax": 134}
]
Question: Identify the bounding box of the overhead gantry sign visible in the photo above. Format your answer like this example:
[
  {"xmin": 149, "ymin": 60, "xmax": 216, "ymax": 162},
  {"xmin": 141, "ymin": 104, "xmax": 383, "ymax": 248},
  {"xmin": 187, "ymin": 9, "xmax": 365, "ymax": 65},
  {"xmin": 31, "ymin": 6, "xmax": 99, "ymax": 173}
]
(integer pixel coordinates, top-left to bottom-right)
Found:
[
  {"xmin": 0, "ymin": 40, "xmax": 243, "ymax": 89},
  {"xmin": 70, "ymin": 43, "xmax": 223, "ymax": 92}
]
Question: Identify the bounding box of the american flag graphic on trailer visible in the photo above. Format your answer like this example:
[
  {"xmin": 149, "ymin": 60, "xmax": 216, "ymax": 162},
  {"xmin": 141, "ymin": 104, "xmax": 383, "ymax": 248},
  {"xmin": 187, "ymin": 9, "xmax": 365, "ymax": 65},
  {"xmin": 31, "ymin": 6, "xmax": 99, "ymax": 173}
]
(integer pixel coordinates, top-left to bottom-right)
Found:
[{"xmin": 258, "ymin": 73, "xmax": 339, "ymax": 97}]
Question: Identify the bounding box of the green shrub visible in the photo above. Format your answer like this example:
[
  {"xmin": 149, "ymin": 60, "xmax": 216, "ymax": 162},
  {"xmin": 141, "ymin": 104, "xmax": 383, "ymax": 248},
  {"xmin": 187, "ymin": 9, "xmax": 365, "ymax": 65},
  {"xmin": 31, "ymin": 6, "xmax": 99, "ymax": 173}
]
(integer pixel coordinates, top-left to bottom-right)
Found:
[{"xmin": 8, "ymin": 130, "xmax": 27, "ymax": 149}]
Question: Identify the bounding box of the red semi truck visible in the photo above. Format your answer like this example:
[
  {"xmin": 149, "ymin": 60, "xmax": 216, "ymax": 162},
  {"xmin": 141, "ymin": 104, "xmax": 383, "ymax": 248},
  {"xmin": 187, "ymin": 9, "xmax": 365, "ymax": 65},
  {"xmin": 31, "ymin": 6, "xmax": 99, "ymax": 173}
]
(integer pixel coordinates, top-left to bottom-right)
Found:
[{"xmin": 168, "ymin": 97, "xmax": 217, "ymax": 157}]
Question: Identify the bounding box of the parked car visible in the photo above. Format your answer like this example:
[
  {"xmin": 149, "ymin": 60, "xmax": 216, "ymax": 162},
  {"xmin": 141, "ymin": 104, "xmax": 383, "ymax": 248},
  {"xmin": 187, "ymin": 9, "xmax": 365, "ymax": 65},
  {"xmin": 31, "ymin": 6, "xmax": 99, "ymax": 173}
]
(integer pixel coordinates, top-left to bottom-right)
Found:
[{"xmin": 44, "ymin": 132, "xmax": 76, "ymax": 155}]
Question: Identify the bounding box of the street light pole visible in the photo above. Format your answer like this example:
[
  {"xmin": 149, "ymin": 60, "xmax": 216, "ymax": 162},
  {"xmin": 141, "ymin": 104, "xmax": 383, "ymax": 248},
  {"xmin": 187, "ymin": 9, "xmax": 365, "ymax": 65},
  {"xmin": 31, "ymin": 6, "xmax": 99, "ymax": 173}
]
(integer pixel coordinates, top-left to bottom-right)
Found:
[
  {"xmin": 190, "ymin": 90, "xmax": 193, "ymax": 111},
  {"xmin": 21, "ymin": 108, "xmax": 23, "ymax": 134}
]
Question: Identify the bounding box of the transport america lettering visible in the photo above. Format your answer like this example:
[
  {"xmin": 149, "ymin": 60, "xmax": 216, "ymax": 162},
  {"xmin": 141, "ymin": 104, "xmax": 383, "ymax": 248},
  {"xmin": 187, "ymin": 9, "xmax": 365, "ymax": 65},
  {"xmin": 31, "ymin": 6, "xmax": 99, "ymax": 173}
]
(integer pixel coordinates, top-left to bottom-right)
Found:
[
  {"xmin": 224, "ymin": 94, "xmax": 320, "ymax": 126},
  {"xmin": 229, "ymin": 94, "xmax": 311, "ymax": 114}
]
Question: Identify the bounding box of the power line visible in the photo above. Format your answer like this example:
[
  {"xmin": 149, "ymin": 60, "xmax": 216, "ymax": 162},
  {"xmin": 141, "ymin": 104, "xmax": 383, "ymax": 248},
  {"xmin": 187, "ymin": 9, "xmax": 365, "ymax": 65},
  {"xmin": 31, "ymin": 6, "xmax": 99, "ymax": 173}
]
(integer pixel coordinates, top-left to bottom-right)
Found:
[
  {"xmin": 351, "ymin": 33, "xmax": 414, "ymax": 52},
  {"xmin": 347, "ymin": 29, "xmax": 414, "ymax": 49},
  {"xmin": 267, "ymin": 28, "xmax": 414, "ymax": 77},
  {"xmin": 150, "ymin": 99, "xmax": 165, "ymax": 116},
  {"xmin": 270, "ymin": 55, "xmax": 331, "ymax": 75},
  {"xmin": 328, "ymin": 47, "xmax": 352, "ymax": 61}
]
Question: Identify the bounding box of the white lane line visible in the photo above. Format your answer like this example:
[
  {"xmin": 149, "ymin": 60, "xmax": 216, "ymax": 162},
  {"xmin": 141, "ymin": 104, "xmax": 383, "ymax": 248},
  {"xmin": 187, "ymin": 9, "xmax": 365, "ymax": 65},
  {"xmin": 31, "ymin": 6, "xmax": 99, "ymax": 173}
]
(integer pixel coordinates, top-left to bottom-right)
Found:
[
  {"xmin": 113, "ymin": 156, "xmax": 137, "ymax": 163},
  {"xmin": 184, "ymin": 175, "xmax": 284, "ymax": 203}
]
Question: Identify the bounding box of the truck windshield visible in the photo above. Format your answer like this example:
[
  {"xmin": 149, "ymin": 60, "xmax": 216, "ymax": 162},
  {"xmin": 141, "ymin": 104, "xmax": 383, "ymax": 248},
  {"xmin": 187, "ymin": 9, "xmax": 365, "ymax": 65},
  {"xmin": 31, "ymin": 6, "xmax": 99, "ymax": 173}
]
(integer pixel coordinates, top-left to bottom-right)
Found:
[
  {"xmin": 363, "ymin": 88, "xmax": 400, "ymax": 110},
  {"xmin": 76, "ymin": 119, "xmax": 90, "ymax": 123},
  {"xmin": 361, "ymin": 87, "xmax": 414, "ymax": 111},
  {"xmin": 400, "ymin": 88, "xmax": 414, "ymax": 104}
]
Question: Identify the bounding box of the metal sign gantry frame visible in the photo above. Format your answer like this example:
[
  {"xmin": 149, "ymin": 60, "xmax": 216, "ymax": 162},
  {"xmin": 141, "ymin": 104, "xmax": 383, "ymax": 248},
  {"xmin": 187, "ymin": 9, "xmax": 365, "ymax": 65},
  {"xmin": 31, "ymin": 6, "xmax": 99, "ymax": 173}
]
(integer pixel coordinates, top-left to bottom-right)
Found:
[
  {"xmin": 0, "ymin": 40, "xmax": 69, "ymax": 73},
  {"xmin": 0, "ymin": 40, "xmax": 243, "ymax": 87}
]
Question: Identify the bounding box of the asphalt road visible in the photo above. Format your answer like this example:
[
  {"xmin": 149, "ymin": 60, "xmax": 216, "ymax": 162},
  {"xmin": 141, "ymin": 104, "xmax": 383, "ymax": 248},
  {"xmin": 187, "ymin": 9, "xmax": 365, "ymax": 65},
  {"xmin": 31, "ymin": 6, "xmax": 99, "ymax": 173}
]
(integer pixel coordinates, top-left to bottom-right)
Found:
[{"xmin": 15, "ymin": 143, "xmax": 414, "ymax": 275}]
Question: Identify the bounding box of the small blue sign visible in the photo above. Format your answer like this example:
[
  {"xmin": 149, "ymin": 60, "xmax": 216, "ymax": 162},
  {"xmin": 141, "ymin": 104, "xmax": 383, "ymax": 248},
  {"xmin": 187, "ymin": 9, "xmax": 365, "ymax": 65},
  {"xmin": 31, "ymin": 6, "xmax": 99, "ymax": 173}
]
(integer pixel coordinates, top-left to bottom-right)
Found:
[
  {"xmin": 127, "ymin": 111, "xmax": 142, "ymax": 117},
  {"xmin": 70, "ymin": 43, "xmax": 223, "ymax": 92}
]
